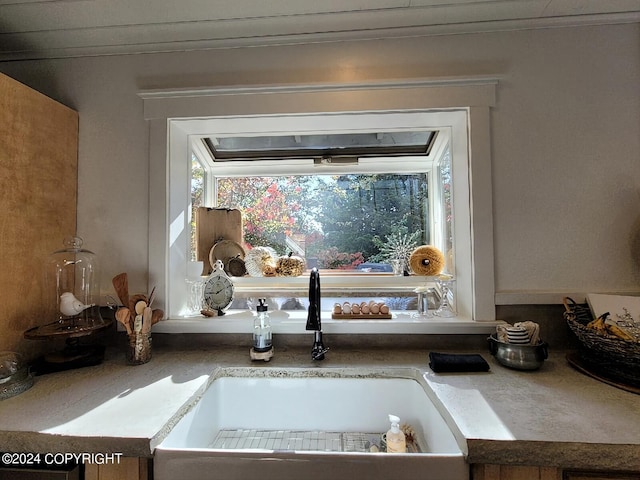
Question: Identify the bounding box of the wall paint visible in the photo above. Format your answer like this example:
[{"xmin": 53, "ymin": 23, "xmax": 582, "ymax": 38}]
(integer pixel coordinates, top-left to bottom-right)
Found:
[{"xmin": 1, "ymin": 23, "xmax": 638, "ymax": 304}]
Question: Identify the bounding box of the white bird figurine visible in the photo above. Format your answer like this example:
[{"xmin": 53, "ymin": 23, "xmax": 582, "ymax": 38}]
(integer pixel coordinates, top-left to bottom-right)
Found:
[{"xmin": 59, "ymin": 292, "xmax": 94, "ymax": 316}]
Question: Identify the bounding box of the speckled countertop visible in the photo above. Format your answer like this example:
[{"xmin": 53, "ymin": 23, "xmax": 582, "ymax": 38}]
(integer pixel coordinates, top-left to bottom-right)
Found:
[{"xmin": 0, "ymin": 341, "xmax": 638, "ymax": 471}]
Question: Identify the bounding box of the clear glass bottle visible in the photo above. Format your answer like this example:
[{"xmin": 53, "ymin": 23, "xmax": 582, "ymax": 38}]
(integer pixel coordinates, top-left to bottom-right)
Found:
[
  {"xmin": 185, "ymin": 261, "xmax": 205, "ymax": 316},
  {"xmin": 434, "ymin": 275, "xmax": 457, "ymax": 318},
  {"xmin": 253, "ymin": 298, "xmax": 272, "ymax": 352}
]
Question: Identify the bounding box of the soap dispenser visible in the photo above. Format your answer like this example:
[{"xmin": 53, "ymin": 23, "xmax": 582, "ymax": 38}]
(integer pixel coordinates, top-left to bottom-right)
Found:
[
  {"xmin": 385, "ymin": 414, "xmax": 406, "ymax": 453},
  {"xmin": 250, "ymin": 298, "xmax": 273, "ymax": 362}
]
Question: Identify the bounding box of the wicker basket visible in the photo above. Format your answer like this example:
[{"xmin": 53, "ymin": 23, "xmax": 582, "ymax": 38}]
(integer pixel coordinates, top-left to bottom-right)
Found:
[{"xmin": 563, "ymin": 297, "xmax": 640, "ymax": 386}]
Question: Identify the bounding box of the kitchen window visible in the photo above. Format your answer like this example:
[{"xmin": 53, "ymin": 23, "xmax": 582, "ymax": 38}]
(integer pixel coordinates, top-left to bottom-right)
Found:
[
  {"xmin": 142, "ymin": 78, "xmax": 497, "ymax": 332},
  {"xmin": 189, "ymin": 115, "xmax": 454, "ymax": 313}
]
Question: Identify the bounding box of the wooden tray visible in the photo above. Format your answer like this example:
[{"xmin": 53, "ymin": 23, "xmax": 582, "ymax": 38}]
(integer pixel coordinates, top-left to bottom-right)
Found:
[
  {"xmin": 566, "ymin": 352, "xmax": 640, "ymax": 395},
  {"xmin": 332, "ymin": 313, "xmax": 392, "ymax": 320}
]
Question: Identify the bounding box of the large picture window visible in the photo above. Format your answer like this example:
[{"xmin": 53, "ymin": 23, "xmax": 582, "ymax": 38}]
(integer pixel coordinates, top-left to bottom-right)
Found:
[
  {"xmin": 193, "ymin": 142, "xmax": 451, "ymax": 278},
  {"xmin": 185, "ymin": 111, "xmax": 463, "ymax": 313},
  {"xmin": 142, "ymin": 78, "xmax": 497, "ymax": 331}
]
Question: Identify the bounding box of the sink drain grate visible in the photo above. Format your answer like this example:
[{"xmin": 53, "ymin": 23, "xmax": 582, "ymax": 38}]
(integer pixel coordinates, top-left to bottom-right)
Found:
[{"xmin": 210, "ymin": 429, "xmax": 384, "ymax": 452}]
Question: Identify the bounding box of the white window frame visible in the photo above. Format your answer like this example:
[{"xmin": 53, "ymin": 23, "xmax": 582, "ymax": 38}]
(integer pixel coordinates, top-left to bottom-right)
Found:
[{"xmin": 141, "ymin": 78, "xmax": 497, "ymax": 333}]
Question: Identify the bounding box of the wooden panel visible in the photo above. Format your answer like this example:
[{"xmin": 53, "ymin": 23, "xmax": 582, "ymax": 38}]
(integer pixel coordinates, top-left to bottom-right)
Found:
[
  {"xmin": 472, "ymin": 463, "xmax": 501, "ymax": 480},
  {"xmin": 472, "ymin": 464, "xmax": 563, "ymax": 480},
  {"xmin": 0, "ymin": 465, "xmax": 79, "ymax": 479},
  {"xmin": 564, "ymin": 471, "xmax": 640, "ymax": 480},
  {"xmin": 501, "ymin": 465, "xmax": 545, "ymax": 480},
  {"xmin": 473, "ymin": 465, "xmax": 639, "ymax": 480},
  {"xmin": 195, "ymin": 207, "xmax": 243, "ymax": 275},
  {"xmin": 84, "ymin": 463, "xmax": 98, "ymax": 480},
  {"xmin": 0, "ymin": 73, "xmax": 78, "ymax": 360},
  {"xmin": 541, "ymin": 467, "xmax": 563, "ymax": 480},
  {"xmin": 84, "ymin": 457, "xmax": 148, "ymax": 480}
]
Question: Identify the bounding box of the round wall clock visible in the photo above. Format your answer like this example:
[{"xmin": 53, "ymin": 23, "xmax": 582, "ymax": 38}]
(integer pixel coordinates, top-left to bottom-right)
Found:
[{"xmin": 203, "ymin": 259, "xmax": 234, "ymax": 315}]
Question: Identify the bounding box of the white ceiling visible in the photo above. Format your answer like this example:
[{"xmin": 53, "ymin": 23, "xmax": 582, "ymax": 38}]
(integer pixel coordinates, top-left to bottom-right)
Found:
[{"xmin": 1, "ymin": 0, "xmax": 639, "ymax": 62}]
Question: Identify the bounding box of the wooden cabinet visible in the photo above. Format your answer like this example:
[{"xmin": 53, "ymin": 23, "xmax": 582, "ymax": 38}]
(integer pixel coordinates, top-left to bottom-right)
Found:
[
  {"xmin": 0, "ymin": 72, "xmax": 78, "ymax": 359},
  {"xmin": 0, "ymin": 465, "xmax": 79, "ymax": 479},
  {"xmin": 84, "ymin": 458, "xmax": 150, "ymax": 480},
  {"xmin": 473, "ymin": 464, "xmax": 562, "ymax": 479},
  {"xmin": 563, "ymin": 471, "xmax": 640, "ymax": 480},
  {"xmin": 473, "ymin": 464, "xmax": 640, "ymax": 480}
]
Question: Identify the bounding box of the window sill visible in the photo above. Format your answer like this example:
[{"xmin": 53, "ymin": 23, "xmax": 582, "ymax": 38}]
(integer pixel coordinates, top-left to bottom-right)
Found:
[{"xmin": 151, "ymin": 310, "xmax": 501, "ymax": 335}]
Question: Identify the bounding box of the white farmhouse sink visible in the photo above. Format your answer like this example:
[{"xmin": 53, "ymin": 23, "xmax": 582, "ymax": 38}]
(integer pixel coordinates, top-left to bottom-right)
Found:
[{"xmin": 155, "ymin": 367, "xmax": 467, "ymax": 480}]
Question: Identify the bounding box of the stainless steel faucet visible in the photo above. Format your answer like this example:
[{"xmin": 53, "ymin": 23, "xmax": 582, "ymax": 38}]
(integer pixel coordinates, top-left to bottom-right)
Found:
[{"xmin": 306, "ymin": 267, "xmax": 328, "ymax": 361}]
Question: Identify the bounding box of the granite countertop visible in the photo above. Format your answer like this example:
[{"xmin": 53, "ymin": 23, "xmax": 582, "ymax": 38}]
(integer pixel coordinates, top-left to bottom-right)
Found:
[{"xmin": 0, "ymin": 342, "xmax": 638, "ymax": 471}]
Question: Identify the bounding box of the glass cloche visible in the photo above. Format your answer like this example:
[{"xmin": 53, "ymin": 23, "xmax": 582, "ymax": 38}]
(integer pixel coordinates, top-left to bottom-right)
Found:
[
  {"xmin": 24, "ymin": 237, "xmax": 112, "ymax": 373},
  {"xmin": 26, "ymin": 236, "xmax": 109, "ymax": 338}
]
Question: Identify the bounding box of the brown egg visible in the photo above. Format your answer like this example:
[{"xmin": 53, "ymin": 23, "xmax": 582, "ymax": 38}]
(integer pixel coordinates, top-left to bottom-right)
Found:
[
  {"xmin": 370, "ymin": 303, "xmax": 380, "ymax": 314},
  {"xmin": 333, "ymin": 303, "xmax": 342, "ymax": 314},
  {"xmin": 351, "ymin": 304, "xmax": 361, "ymax": 314},
  {"xmin": 361, "ymin": 304, "xmax": 370, "ymax": 314},
  {"xmin": 379, "ymin": 304, "xmax": 390, "ymax": 314}
]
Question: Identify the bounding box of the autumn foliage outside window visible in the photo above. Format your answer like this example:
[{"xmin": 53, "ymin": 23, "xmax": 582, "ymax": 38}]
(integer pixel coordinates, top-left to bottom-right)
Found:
[{"xmin": 206, "ymin": 173, "xmax": 430, "ymax": 272}]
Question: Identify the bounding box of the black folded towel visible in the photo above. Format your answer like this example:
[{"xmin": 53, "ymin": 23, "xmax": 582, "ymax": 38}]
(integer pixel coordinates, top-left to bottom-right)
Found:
[{"xmin": 428, "ymin": 352, "xmax": 490, "ymax": 373}]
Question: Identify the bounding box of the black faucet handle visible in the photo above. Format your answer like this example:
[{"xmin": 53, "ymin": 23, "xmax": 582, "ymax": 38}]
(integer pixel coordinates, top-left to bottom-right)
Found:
[
  {"xmin": 311, "ymin": 330, "xmax": 328, "ymax": 361},
  {"xmin": 312, "ymin": 346, "xmax": 329, "ymax": 361}
]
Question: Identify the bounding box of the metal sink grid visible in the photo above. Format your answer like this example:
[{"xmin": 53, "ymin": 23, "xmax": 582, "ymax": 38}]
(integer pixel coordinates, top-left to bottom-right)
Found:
[{"xmin": 210, "ymin": 429, "xmax": 394, "ymax": 453}]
